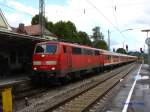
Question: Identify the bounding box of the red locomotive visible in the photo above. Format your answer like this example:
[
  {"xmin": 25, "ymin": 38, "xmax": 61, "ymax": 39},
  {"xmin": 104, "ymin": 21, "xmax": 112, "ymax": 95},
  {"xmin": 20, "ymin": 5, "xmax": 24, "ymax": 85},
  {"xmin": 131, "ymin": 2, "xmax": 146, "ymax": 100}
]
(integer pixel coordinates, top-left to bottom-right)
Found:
[{"xmin": 31, "ymin": 41, "xmax": 137, "ymax": 82}]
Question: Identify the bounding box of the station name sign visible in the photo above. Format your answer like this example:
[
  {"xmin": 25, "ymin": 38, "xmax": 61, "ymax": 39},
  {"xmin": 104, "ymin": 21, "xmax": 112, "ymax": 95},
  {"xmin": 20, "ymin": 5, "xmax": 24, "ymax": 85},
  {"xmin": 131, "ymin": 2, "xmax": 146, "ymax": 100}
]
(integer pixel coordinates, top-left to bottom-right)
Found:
[{"xmin": 145, "ymin": 38, "xmax": 150, "ymax": 46}]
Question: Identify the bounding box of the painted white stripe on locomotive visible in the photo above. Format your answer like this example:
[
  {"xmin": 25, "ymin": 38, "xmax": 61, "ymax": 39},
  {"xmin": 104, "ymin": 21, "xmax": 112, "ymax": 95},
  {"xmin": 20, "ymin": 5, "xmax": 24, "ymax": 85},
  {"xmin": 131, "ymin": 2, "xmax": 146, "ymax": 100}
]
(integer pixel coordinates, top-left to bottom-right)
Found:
[
  {"xmin": 33, "ymin": 61, "xmax": 57, "ymax": 65},
  {"xmin": 46, "ymin": 61, "xmax": 57, "ymax": 65},
  {"xmin": 33, "ymin": 61, "xmax": 41, "ymax": 65}
]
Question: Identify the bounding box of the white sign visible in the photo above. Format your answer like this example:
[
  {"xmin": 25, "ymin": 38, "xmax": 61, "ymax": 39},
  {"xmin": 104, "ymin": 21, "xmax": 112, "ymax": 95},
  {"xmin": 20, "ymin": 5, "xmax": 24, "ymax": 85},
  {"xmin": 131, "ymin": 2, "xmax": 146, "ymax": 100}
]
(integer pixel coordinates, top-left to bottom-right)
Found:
[{"xmin": 145, "ymin": 38, "xmax": 150, "ymax": 46}]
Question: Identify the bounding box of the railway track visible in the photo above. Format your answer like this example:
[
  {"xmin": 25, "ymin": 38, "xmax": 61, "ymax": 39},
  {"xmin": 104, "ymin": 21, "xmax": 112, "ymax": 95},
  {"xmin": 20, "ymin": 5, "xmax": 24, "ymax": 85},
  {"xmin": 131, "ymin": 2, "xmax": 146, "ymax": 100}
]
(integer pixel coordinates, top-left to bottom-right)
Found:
[
  {"xmin": 19, "ymin": 63, "xmax": 137, "ymax": 112},
  {"xmin": 45, "ymin": 64, "xmax": 136, "ymax": 112},
  {"xmin": 13, "ymin": 87, "xmax": 51, "ymax": 111}
]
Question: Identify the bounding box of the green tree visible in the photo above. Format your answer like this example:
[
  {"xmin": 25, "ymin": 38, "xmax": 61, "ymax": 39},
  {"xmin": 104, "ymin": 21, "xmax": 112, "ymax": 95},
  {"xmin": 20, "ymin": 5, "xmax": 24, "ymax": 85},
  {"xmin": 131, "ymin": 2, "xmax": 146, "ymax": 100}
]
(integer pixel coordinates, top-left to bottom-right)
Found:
[
  {"xmin": 46, "ymin": 21, "xmax": 54, "ymax": 33},
  {"xmin": 92, "ymin": 26, "xmax": 104, "ymax": 41},
  {"xmin": 54, "ymin": 21, "xmax": 79, "ymax": 42},
  {"xmin": 116, "ymin": 48, "xmax": 127, "ymax": 54},
  {"xmin": 31, "ymin": 14, "xmax": 48, "ymax": 25},
  {"xmin": 66, "ymin": 21, "xmax": 77, "ymax": 35},
  {"xmin": 93, "ymin": 40, "xmax": 108, "ymax": 50},
  {"xmin": 77, "ymin": 31, "xmax": 92, "ymax": 46},
  {"xmin": 91, "ymin": 26, "xmax": 106, "ymax": 49},
  {"xmin": 31, "ymin": 15, "xmax": 93, "ymax": 45},
  {"xmin": 53, "ymin": 21, "xmax": 68, "ymax": 38}
]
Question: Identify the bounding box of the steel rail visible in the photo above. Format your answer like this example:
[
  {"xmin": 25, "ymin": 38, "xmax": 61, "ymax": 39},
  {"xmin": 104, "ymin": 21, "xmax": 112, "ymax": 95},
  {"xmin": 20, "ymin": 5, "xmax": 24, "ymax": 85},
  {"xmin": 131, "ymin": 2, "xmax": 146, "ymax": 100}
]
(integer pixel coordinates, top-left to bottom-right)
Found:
[{"xmin": 44, "ymin": 63, "xmax": 136, "ymax": 112}]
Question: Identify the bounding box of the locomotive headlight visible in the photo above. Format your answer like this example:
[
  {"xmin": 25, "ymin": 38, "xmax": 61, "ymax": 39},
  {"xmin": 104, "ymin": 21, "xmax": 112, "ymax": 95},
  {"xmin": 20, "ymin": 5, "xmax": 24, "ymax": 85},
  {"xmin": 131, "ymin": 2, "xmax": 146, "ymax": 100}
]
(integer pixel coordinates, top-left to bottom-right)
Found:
[
  {"xmin": 41, "ymin": 54, "xmax": 45, "ymax": 57},
  {"xmin": 51, "ymin": 67, "xmax": 56, "ymax": 70},
  {"xmin": 33, "ymin": 67, "xmax": 37, "ymax": 70}
]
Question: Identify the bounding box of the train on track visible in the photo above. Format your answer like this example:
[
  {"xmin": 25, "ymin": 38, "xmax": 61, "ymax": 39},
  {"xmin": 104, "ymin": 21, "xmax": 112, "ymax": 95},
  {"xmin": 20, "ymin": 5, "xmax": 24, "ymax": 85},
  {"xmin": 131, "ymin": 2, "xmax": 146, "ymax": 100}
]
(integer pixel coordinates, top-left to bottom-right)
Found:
[{"xmin": 31, "ymin": 41, "xmax": 137, "ymax": 82}]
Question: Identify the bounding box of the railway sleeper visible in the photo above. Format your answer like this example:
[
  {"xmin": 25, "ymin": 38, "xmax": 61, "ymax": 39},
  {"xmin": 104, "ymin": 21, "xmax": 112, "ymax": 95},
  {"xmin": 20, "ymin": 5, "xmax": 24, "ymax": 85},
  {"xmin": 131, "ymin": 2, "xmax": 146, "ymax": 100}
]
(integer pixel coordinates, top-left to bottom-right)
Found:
[{"xmin": 54, "ymin": 65, "xmax": 134, "ymax": 112}]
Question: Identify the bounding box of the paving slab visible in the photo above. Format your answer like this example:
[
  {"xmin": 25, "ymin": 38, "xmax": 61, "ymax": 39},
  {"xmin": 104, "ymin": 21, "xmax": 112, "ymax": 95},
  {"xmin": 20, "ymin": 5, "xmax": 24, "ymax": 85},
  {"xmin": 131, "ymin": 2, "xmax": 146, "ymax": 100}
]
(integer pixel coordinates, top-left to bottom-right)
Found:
[{"xmin": 104, "ymin": 64, "xmax": 150, "ymax": 112}]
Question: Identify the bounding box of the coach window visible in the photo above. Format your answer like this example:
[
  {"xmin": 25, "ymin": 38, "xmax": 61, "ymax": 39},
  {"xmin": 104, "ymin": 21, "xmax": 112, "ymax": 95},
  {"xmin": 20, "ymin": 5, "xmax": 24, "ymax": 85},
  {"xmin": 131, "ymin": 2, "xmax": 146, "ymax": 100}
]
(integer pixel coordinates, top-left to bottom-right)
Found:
[
  {"xmin": 107, "ymin": 56, "xmax": 110, "ymax": 60},
  {"xmin": 84, "ymin": 49, "xmax": 88, "ymax": 55},
  {"xmin": 82, "ymin": 49, "xmax": 85, "ymax": 55},
  {"xmin": 87, "ymin": 49, "xmax": 90, "ymax": 55},
  {"xmin": 109, "ymin": 56, "xmax": 111, "ymax": 60},
  {"xmin": 91, "ymin": 50, "xmax": 94, "ymax": 55},
  {"xmin": 63, "ymin": 46, "xmax": 67, "ymax": 53},
  {"xmin": 94, "ymin": 50, "xmax": 99, "ymax": 55},
  {"xmin": 72, "ymin": 47, "xmax": 81, "ymax": 54},
  {"xmin": 83, "ymin": 49, "xmax": 93, "ymax": 55},
  {"xmin": 82, "ymin": 49, "xmax": 87, "ymax": 55}
]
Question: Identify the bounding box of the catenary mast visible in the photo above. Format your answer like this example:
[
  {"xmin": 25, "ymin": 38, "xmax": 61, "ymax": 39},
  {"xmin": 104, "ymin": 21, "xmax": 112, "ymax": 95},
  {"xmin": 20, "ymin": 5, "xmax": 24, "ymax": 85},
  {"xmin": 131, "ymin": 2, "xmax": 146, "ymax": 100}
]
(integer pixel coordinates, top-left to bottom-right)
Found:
[{"xmin": 39, "ymin": 0, "xmax": 45, "ymax": 38}]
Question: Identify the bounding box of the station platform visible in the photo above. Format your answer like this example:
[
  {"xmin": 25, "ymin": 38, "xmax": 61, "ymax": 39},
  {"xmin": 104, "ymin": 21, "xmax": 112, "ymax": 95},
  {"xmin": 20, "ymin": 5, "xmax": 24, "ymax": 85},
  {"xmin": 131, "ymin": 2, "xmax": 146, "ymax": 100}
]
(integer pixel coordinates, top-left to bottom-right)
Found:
[
  {"xmin": 104, "ymin": 63, "xmax": 150, "ymax": 112},
  {"xmin": 0, "ymin": 75, "xmax": 29, "ymax": 112},
  {"xmin": 0, "ymin": 75, "xmax": 29, "ymax": 88}
]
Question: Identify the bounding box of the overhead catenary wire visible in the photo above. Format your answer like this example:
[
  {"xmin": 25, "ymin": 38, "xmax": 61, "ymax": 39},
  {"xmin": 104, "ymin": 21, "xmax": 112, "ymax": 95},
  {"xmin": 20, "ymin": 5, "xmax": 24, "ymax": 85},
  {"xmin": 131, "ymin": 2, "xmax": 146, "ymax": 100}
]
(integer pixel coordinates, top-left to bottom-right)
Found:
[
  {"xmin": 112, "ymin": 0, "xmax": 119, "ymax": 28},
  {"xmin": 86, "ymin": 0, "xmax": 127, "ymax": 40},
  {"xmin": 0, "ymin": 3, "xmax": 34, "ymax": 16},
  {"xmin": 1, "ymin": 0, "xmax": 127, "ymax": 40}
]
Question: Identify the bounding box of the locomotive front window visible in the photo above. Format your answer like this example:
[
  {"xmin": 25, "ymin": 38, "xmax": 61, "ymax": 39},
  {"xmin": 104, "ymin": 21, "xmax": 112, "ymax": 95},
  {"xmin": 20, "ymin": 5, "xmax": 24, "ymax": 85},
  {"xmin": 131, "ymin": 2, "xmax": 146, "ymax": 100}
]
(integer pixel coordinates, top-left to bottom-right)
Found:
[
  {"xmin": 35, "ymin": 44, "xmax": 57, "ymax": 54},
  {"xmin": 35, "ymin": 45, "xmax": 45, "ymax": 53},
  {"xmin": 46, "ymin": 45, "xmax": 57, "ymax": 54}
]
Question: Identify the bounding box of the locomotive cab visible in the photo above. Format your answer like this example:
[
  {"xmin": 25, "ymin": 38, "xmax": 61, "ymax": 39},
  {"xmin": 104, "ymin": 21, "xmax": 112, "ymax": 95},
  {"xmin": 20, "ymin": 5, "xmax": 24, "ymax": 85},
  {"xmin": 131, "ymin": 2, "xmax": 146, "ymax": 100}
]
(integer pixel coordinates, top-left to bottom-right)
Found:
[{"xmin": 32, "ymin": 43, "xmax": 60, "ymax": 77}]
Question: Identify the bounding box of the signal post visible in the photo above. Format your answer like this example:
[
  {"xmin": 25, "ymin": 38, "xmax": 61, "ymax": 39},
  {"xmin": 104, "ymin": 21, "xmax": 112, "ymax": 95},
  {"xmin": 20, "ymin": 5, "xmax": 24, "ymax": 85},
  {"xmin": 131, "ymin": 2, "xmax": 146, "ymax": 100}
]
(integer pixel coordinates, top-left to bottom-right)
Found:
[{"xmin": 145, "ymin": 38, "xmax": 150, "ymax": 70}]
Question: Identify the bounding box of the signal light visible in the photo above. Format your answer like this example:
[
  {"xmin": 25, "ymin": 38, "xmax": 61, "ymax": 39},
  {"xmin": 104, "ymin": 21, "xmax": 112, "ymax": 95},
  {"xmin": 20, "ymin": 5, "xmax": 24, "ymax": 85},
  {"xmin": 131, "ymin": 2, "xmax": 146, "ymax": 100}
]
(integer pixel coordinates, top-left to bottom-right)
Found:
[
  {"xmin": 33, "ymin": 67, "xmax": 37, "ymax": 70},
  {"xmin": 51, "ymin": 67, "xmax": 56, "ymax": 70},
  {"xmin": 126, "ymin": 45, "xmax": 128, "ymax": 51},
  {"xmin": 41, "ymin": 54, "xmax": 45, "ymax": 57},
  {"xmin": 140, "ymin": 48, "xmax": 143, "ymax": 53}
]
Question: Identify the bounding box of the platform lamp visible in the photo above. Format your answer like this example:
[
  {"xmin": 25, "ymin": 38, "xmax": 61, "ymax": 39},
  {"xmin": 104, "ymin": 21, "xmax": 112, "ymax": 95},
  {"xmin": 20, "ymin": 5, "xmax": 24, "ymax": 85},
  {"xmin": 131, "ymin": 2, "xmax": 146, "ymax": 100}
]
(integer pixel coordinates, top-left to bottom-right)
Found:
[
  {"xmin": 121, "ymin": 29, "xmax": 133, "ymax": 50},
  {"xmin": 141, "ymin": 29, "xmax": 150, "ymax": 69}
]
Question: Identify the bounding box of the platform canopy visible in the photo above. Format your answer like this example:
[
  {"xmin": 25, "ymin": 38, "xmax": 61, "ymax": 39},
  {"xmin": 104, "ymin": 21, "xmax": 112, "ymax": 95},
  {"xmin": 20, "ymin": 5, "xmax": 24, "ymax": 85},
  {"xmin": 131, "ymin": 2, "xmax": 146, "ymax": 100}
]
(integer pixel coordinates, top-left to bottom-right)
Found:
[
  {"xmin": 0, "ymin": 30, "xmax": 50, "ymax": 51},
  {"xmin": 0, "ymin": 9, "xmax": 12, "ymax": 31},
  {"xmin": 0, "ymin": 9, "xmax": 50, "ymax": 51}
]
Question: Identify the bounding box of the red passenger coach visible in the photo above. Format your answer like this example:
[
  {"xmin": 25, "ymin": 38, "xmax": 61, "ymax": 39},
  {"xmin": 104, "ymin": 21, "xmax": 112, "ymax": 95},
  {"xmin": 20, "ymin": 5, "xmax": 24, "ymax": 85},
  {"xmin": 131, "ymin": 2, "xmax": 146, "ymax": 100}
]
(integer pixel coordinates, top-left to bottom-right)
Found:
[
  {"xmin": 32, "ymin": 41, "xmax": 104, "ymax": 80},
  {"xmin": 31, "ymin": 41, "xmax": 137, "ymax": 82}
]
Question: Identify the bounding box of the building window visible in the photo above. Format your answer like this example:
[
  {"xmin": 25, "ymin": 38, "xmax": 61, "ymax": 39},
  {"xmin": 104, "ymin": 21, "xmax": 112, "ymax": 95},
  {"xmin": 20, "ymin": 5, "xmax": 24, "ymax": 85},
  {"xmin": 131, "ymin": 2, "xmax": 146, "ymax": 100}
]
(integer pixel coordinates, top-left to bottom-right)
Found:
[{"xmin": 10, "ymin": 52, "xmax": 16, "ymax": 64}]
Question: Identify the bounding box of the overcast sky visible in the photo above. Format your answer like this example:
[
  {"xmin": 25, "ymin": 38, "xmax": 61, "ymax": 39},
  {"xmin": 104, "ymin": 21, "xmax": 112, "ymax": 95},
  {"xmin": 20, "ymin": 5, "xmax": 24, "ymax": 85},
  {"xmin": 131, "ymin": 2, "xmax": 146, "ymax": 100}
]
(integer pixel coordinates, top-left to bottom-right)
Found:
[{"xmin": 0, "ymin": 0, "xmax": 150, "ymax": 52}]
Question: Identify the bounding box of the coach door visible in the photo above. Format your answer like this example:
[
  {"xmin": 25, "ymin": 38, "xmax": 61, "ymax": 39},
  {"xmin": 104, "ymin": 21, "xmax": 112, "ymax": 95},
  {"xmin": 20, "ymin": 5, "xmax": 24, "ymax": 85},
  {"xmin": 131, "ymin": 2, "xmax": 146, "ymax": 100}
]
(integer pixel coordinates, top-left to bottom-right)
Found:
[
  {"xmin": 67, "ymin": 47, "xmax": 72, "ymax": 69},
  {"xmin": 100, "ymin": 52, "xmax": 104, "ymax": 67}
]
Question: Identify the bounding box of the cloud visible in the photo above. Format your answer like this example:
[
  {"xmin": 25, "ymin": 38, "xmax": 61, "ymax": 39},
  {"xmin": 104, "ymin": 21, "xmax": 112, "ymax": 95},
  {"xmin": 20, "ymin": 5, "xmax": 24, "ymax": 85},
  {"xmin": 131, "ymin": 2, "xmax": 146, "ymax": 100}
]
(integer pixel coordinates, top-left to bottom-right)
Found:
[
  {"xmin": 134, "ymin": 11, "xmax": 150, "ymax": 26},
  {"xmin": 1, "ymin": 0, "xmax": 150, "ymax": 51},
  {"xmin": 110, "ymin": 40, "xmax": 119, "ymax": 46},
  {"xmin": 124, "ymin": 0, "xmax": 150, "ymax": 26},
  {"xmin": 4, "ymin": 0, "xmax": 150, "ymax": 33},
  {"xmin": 4, "ymin": 12, "xmax": 31, "ymax": 27},
  {"xmin": 6, "ymin": 0, "xmax": 38, "ymax": 16},
  {"xmin": 1, "ymin": 0, "xmax": 38, "ymax": 27}
]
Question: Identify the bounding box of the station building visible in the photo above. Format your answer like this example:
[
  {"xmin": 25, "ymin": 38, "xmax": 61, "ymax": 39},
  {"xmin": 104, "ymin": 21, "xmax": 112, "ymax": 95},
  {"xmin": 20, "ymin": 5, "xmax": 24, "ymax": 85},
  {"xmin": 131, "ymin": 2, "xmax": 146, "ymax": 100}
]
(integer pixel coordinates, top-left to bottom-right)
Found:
[{"xmin": 0, "ymin": 9, "xmax": 57, "ymax": 77}]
